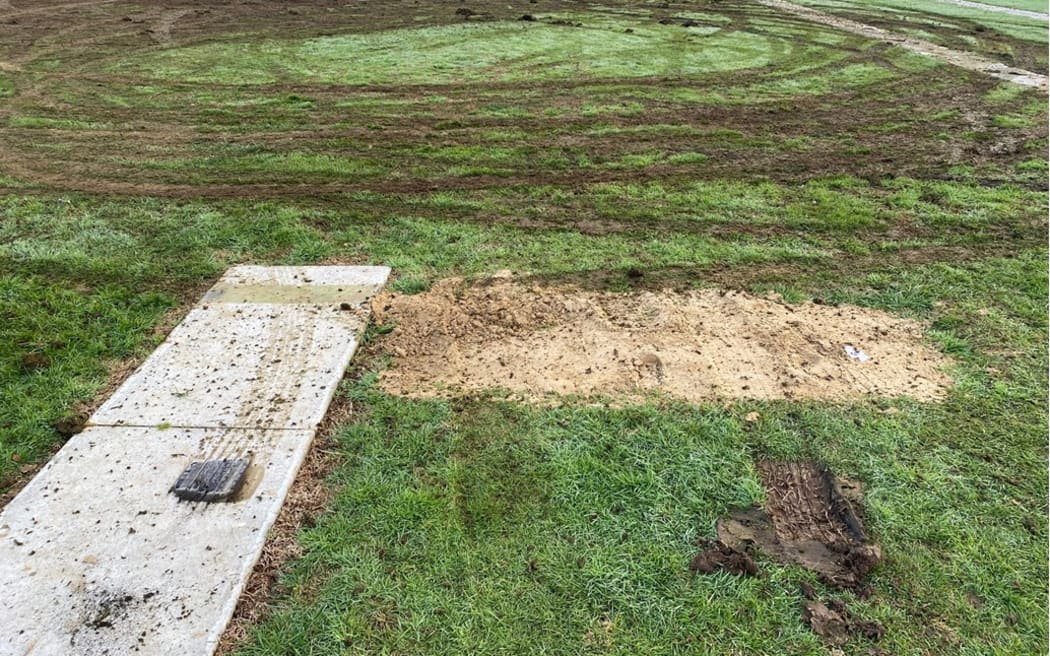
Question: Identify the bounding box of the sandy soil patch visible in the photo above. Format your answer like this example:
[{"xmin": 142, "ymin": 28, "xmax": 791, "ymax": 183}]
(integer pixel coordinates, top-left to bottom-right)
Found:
[{"xmin": 373, "ymin": 277, "xmax": 952, "ymax": 403}]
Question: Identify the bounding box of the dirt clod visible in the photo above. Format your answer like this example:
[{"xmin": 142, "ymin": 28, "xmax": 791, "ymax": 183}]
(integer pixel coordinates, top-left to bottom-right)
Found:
[
  {"xmin": 804, "ymin": 600, "xmax": 851, "ymax": 645},
  {"xmin": 689, "ymin": 540, "xmax": 759, "ymax": 577},
  {"xmin": 52, "ymin": 413, "xmax": 87, "ymax": 439},
  {"xmin": 19, "ymin": 352, "xmax": 50, "ymax": 372},
  {"xmin": 374, "ymin": 278, "xmax": 951, "ymax": 403},
  {"xmin": 803, "ymin": 598, "xmax": 886, "ymax": 645}
]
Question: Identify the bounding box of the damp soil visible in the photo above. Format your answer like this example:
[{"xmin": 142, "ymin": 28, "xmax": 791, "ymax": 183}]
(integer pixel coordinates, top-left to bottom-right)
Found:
[
  {"xmin": 374, "ymin": 277, "xmax": 953, "ymax": 403},
  {"xmin": 709, "ymin": 461, "xmax": 883, "ymax": 590},
  {"xmin": 692, "ymin": 461, "xmax": 886, "ymax": 644},
  {"xmin": 689, "ymin": 539, "xmax": 759, "ymax": 577},
  {"xmin": 801, "ymin": 591, "xmax": 886, "ymax": 646}
]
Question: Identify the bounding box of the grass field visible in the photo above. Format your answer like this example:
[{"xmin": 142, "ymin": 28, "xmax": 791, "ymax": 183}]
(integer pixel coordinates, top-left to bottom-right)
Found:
[{"xmin": 0, "ymin": 0, "xmax": 1046, "ymax": 654}]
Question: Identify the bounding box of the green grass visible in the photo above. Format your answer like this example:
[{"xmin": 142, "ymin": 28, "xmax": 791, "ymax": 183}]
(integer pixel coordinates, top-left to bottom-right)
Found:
[
  {"xmin": 0, "ymin": 1, "xmax": 1046, "ymax": 653},
  {"xmin": 407, "ymin": 177, "xmax": 1045, "ymax": 236},
  {"xmin": 629, "ymin": 49, "xmax": 937, "ymax": 105},
  {"xmin": 134, "ymin": 151, "xmax": 385, "ymax": 182},
  {"xmin": 110, "ymin": 18, "xmax": 783, "ymax": 85},
  {"xmin": 994, "ymin": 112, "xmax": 1035, "ymax": 127},
  {"xmin": 235, "ymin": 252, "xmax": 1047, "ymax": 656},
  {"xmin": 8, "ymin": 116, "xmax": 107, "ymax": 130},
  {"xmin": 985, "ymin": 82, "xmax": 1028, "ymax": 103}
]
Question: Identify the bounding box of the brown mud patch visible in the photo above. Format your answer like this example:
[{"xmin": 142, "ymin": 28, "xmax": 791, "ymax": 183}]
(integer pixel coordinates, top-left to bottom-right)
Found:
[
  {"xmin": 710, "ymin": 461, "xmax": 882, "ymax": 590},
  {"xmin": 801, "ymin": 592, "xmax": 886, "ymax": 645},
  {"xmin": 373, "ymin": 277, "xmax": 952, "ymax": 403},
  {"xmin": 693, "ymin": 461, "xmax": 885, "ymax": 645},
  {"xmin": 689, "ymin": 539, "xmax": 760, "ymax": 577}
]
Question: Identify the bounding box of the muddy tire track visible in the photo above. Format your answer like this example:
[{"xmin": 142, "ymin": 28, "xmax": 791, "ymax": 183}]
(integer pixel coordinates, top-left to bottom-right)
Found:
[
  {"xmin": 933, "ymin": 0, "xmax": 1048, "ymax": 21},
  {"xmin": 757, "ymin": 0, "xmax": 1048, "ymax": 88}
]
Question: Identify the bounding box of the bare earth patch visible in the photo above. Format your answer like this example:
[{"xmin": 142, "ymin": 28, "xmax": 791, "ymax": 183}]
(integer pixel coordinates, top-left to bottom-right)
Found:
[
  {"xmin": 374, "ymin": 277, "xmax": 952, "ymax": 403},
  {"xmin": 692, "ymin": 461, "xmax": 886, "ymax": 645}
]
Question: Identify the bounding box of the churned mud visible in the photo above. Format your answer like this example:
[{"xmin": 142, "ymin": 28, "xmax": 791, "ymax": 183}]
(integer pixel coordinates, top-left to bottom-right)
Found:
[
  {"xmin": 692, "ymin": 461, "xmax": 886, "ymax": 645},
  {"xmin": 373, "ymin": 277, "xmax": 952, "ymax": 403},
  {"xmin": 711, "ymin": 461, "xmax": 883, "ymax": 590}
]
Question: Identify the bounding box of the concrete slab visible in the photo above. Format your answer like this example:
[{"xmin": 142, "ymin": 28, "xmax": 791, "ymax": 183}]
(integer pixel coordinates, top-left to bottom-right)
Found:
[
  {"xmin": 0, "ymin": 265, "xmax": 390, "ymax": 655},
  {"xmin": 201, "ymin": 265, "xmax": 390, "ymax": 306},
  {"xmin": 0, "ymin": 426, "xmax": 313, "ymax": 656},
  {"xmin": 207, "ymin": 264, "xmax": 391, "ymax": 291},
  {"xmin": 91, "ymin": 303, "xmax": 367, "ymax": 430},
  {"xmin": 91, "ymin": 266, "xmax": 390, "ymax": 430}
]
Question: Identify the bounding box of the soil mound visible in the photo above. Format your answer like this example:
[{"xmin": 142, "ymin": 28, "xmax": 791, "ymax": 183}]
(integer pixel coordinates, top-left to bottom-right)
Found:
[{"xmin": 373, "ymin": 277, "xmax": 951, "ymax": 403}]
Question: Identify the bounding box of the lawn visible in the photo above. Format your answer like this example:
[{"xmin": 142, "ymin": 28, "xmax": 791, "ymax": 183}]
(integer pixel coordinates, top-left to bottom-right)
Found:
[{"xmin": 0, "ymin": 0, "xmax": 1046, "ymax": 654}]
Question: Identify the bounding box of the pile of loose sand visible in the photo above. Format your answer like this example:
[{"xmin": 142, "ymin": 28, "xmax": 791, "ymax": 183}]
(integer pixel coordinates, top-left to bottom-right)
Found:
[{"xmin": 372, "ymin": 277, "xmax": 952, "ymax": 403}]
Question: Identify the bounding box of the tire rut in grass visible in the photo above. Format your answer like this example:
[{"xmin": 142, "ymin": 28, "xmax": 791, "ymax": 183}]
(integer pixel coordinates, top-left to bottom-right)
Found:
[{"xmin": 691, "ymin": 461, "xmax": 885, "ymax": 646}]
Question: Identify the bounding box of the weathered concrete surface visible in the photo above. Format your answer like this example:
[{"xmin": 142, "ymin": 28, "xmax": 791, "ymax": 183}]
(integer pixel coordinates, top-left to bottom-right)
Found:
[
  {"xmin": 92, "ymin": 266, "xmax": 389, "ymax": 431},
  {"xmin": 0, "ymin": 266, "xmax": 390, "ymax": 655},
  {"xmin": 91, "ymin": 303, "xmax": 369, "ymax": 430},
  {"xmin": 0, "ymin": 426, "xmax": 313, "ymax": 655}
]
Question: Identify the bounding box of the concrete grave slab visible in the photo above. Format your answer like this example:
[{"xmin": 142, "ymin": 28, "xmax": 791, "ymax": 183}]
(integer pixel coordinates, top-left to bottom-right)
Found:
[
  {"xmin": 0, "ymin": 265, "xmax": 390, "ymax": 655},
  {"xmin": 91, "ymin": 266, "xmax": 389, "ymax": 430},
  {"xmin": 90, "ymin": 303, "xmax": 368, "ymax": 430},
  {"xmin": 201, "ymin": 265, "xmax": 391, "ymax": 306},
  {"xmin": 0, "ymin": 426, "xmax": 314, "ymax": 656}
]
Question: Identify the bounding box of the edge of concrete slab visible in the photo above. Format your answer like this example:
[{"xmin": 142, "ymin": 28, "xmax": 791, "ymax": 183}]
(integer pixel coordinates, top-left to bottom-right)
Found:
[{"xmin": 0, "ymin": 266, "xmax": 390, "ymax": 655}]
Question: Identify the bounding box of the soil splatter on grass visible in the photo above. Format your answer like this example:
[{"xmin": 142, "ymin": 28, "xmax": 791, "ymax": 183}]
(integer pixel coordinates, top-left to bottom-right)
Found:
[
  {"xmin": 693, "ymin": 461, "xmax": 886, "ymax": 644},
  {"xmin": 704, "ymin": 461, "xmax": 882, "ymax": 590},
  {"xmin": 802, "ymin": 593, "xmax": 886, "ymax": 645},
  {"xmin": 689, "ymin": 539, "xmax": 760, "ymax": 576},
  {"xmin": 374, "ymin": 277, "xmax": 952, "ymax": 403}
]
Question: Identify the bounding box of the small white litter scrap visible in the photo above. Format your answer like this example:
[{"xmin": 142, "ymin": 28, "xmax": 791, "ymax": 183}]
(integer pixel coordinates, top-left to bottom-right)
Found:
[{"xmin": 843, "ymin": 344, "xmax": 871, "ymax": 362}]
